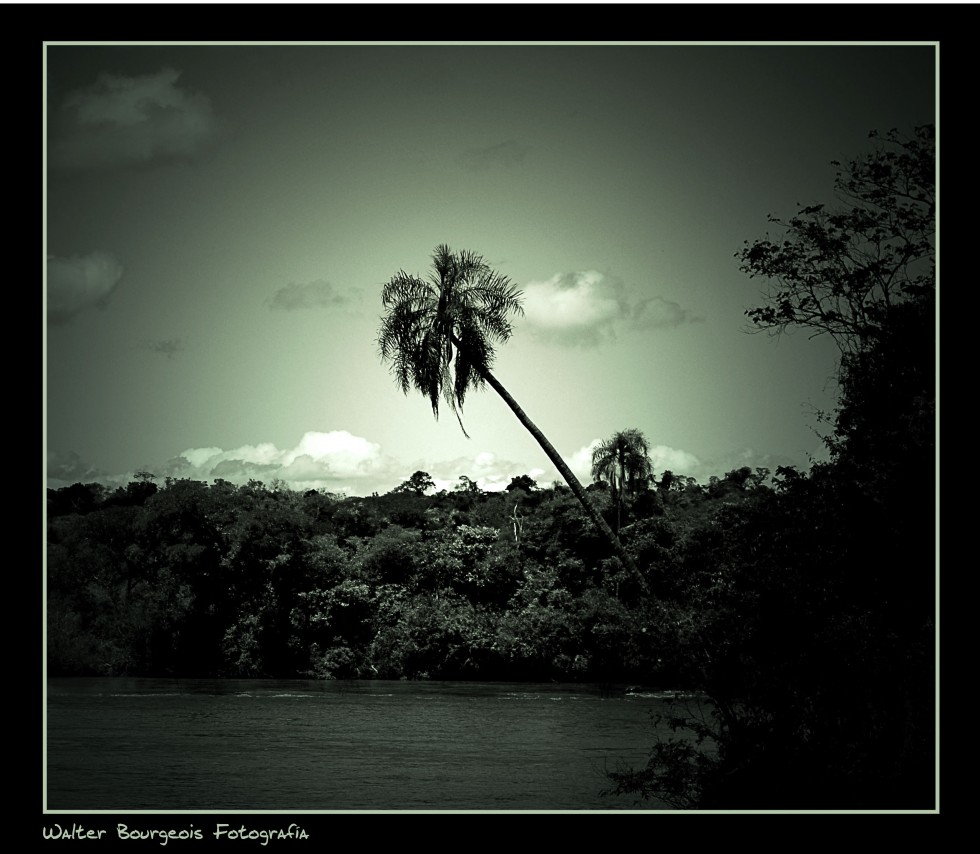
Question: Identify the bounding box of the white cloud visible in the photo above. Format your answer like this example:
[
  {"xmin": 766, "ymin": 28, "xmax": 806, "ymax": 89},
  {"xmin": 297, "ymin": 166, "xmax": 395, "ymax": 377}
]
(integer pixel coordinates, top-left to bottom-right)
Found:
[
  {"xmin": 565, "ymin": 440, "xmax": 703, "ymax": 484},
  {"xmin": 648, "ymin": 444, "xmax": 702, "ymax": 478},
  {"xmin": 47, "ymin": 432, "xmax": 715, "ymax": 498},
  {"xmin": 412, "ymin": 440, "xmax": 703, "ymax": 496},
  {"xmin": 474, "ymin": 451, "xmax": 497, "ymax": 469},
  {"xmin": 50, "ymin": 68, "xmax": 218, "ymax": 170},
  {"xmin": 169, "ymin": 431, "xmax": 390, "ymax": 493},
  {"xmin": 520, "ymin": 270, "xmax": 700, "ymax": 347},
  {"xmin": 180, "ymin": 446, "xmax": 224, "ymax": 469},
  {"xmin": 522, "ymin": 271, "xmax": 621, "ymax": 346},
  {"xmin": 420, "ymin": 451, "xmax": 545, "ymax": 493},
  {"xmin": 286, "ymin": 431, "xmax": 384, "ymax": 476},
  {"xmin": 565, "ymin": 439, "xmax": 602, "ymax": 482},
  {"xmin": 225, "ymin": 442, "xmax": 282, "ymax": 466},
  {"xmin": 47, "ymin": 251, "xmax": 124, "ymax": 325},
  {"xmin": 166, "ymin": 440, "xmax": 557, "ymax": 496}
]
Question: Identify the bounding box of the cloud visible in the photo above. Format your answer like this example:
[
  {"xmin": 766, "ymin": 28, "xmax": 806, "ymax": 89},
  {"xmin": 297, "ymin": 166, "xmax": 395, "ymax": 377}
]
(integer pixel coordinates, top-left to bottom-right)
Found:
[
  {"xmin": 632, "ymin": 296, "xmax": 702, "ymax": 330},
  {"xmin": 458, "ymin": 139, "xmax": 531, "ymax": 172},
  {"xmin": 406, "ymin": 451, "xmax": 547, "ymax": 494},
  {"xmin": 647, "ymin": 444, "xmax": 703, "ymax": 478},
  {"xmin": 165, "ymin": 438, "xmax": 544, "ymax": 496},
  {"xmin": 565, "ymin": 439, "xmax": 602, "ymax": 483},
  {"xmin": 268, "ymin": 280, "xmax": 362, "ymax": 312},
  {"xmin": 47, "ymin": 432, "xmax": 711, "ymax": 499},
  {"xmin": 50, "ymin": 68, "xmax": 218, "ymax": 170},
  {"xmin": 46, "ymin": 433, "xmax": 405, "ymax": 495},
  {"xmin": 46, "ymin": 450, "xmax": 107, "ymax": 485},
  {"xmin": 142, "ymin": 338, "xmax": 184, "ymax": 359},
  {"xmin": 169, "ymin": 431, "xmax": 392, "ymax": 493},
  {"xmin": 47, "ymin": 251, "xmax": 124, "ymax": 325},
  {"xmin": 409, "ymin": 441, "xmax": 705, "ymax": 497},
  {"xmin": 565, "ymin": 440, "xmax": 703, "ymax": 483},
  {"xmin": 520, "ymin": 270, "xmax": 701, "ymax": 347},
  {"xmin": 287, "ymin": 431, "xmax": 384, "ymax": 475}
]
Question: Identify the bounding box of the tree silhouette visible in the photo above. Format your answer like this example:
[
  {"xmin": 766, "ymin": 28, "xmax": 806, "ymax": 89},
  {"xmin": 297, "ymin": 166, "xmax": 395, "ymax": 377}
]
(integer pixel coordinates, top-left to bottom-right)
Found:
[
  {"xmin": 738, "ymin": 125, "xmax": 935, "ymax": 357},
  {"xmin": 377, "ymin": 244, "xmax": 640, "ymax": 577},
  {"xmin": 392, "ymin": 471, "xmax": 435, "ymax": 496},
  {"xmin": 591, "ymin": 428, "xmax": 653, "ymax": 534},
  {"xmin": 506, "ymin": 474, "xmax": 537, "ymax": 493},
  {"xmin": 608, "ymin": 125, "xmax": 936, "ymax": 809}
]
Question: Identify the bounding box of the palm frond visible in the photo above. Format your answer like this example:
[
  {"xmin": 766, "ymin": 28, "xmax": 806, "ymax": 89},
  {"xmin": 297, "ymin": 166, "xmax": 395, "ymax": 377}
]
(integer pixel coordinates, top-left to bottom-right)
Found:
[
  {"xmin": 591, "ymin": 429, "xmax": 652, "ymax": 490},
  {"xmin": 377, "ymin": 245, "xmax": 525, "ymax": 438}
]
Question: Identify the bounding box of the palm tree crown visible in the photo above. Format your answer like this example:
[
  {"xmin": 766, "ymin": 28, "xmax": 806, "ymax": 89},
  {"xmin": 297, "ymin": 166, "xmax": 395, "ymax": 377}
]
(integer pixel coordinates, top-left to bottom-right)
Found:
[
  {"xmin": 377, "ymin": 244, "xmax": 524, "ymax": 437},
  {"xmin": 591, "ymin": 429, "xmax": 653, "ymax": 534},
  {"xmin": 591, "ymin": 429, "xmax": 653, "ymax": 496}
]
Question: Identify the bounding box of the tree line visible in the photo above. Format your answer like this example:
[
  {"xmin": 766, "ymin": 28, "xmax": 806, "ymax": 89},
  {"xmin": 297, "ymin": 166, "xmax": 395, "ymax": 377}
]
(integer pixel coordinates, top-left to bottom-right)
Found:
[{"xmin": 47, "ymin": 460, "xmax": 753, "ymax": 683}]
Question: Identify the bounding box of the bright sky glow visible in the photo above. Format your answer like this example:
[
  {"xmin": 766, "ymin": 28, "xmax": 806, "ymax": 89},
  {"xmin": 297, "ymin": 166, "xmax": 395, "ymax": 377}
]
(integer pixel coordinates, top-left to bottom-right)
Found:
[{"xmin": 44, "ymin": 43, "xmax": 936, "ymax": 496}]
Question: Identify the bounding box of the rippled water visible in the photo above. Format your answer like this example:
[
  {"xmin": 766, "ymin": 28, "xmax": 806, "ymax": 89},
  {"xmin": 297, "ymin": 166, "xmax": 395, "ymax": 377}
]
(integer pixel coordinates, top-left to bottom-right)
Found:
[{"xmin": 46, "ymin": 678, "xmax": 704, "ymax": 811}]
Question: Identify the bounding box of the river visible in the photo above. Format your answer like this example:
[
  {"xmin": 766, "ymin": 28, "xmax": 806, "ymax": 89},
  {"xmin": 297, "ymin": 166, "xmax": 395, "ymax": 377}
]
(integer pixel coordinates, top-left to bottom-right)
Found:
[{"xmin": 45, "ymin": 678, "xmax": 709, "ymax": 812}]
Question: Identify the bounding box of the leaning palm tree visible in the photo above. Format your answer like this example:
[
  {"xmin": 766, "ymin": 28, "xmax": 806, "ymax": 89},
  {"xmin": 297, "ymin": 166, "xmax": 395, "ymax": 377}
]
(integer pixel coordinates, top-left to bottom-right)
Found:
[
  {"xmin": 377, "ymin": 244, "xmax": 639, "ymax": 577},
  {"xmin": 591, "ymin": 429, "xmax": 653, "ymax": 535}
]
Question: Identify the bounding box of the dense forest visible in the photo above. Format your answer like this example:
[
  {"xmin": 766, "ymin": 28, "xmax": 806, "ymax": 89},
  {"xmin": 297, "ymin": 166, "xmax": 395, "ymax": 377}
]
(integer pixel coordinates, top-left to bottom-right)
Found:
[
  {"xmin": 45, "ymin": 126, "xmax": 936, "ymax": 809},
  {"xmin": 46, "ymin": 462, "xmax": 771, "ymax": 684}
]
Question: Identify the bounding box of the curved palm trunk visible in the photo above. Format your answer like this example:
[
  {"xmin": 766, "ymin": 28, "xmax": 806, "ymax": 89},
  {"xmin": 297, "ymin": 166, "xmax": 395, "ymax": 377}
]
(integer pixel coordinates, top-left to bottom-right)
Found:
[
  {"xmin": 615, "ymin": 478, "xmax": 622, "ymax": 536},
  {"xmin": 453, "ymin": 336, "xmax": 643, "ymax": 586},
  {"xmin": 613, "ymin": 462, "xmax": 624, "ymax": 535}
]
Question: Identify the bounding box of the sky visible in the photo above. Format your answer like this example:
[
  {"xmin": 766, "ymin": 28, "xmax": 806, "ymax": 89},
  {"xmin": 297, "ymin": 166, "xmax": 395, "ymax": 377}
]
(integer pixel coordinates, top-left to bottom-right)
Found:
[{"xmin": 44, "ymin": 42, "xmax": 936, "ymax": 497}]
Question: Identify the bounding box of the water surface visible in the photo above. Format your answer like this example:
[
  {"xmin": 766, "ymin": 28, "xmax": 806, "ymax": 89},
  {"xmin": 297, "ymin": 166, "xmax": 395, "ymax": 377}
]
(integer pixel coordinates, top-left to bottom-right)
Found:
[{"xmin": 46, "ymin": 678, "xmax": 705, "ymax": 811}]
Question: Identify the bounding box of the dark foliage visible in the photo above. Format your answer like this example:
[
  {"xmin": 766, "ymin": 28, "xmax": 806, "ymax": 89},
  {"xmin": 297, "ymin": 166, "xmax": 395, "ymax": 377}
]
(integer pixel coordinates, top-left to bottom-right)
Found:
[{"xmin": 608, "ymin": 126, "xmax": 936, "ymax": 810}]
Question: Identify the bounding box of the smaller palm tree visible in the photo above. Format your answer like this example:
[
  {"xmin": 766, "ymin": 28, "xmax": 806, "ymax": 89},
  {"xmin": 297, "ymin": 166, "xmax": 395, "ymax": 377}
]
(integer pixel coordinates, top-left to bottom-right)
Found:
[{"xmin": 591, "ymin": 429, "xmax": 653, "ymax": 534}]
